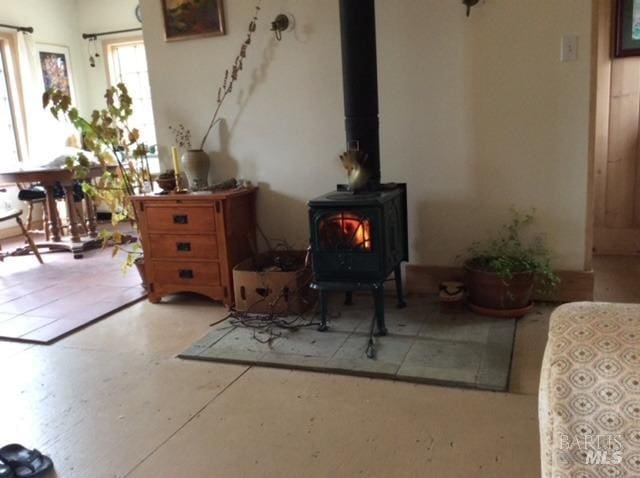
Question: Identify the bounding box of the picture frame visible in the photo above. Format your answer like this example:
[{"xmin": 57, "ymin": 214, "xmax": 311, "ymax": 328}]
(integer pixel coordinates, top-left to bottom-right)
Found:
[
  {"xmin": 614, "ymin": 0, "xmax": 640, "ymax": 57},
  {"xmin": 161, "ymin": 0, "xmax": 226, "ymax": 42},
  {"xmin": 36, "ymin": 44, "xmax": 75, "ymax": 100}
]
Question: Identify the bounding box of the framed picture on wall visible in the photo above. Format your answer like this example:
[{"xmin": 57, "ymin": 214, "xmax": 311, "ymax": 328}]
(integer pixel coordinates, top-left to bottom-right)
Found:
[
  {"xmin": 614, "ymin": 0, "xmax": 640, "ymax": 57},
  {"xmin": 36, "ymin": 44, "xmax": 75, "ymax": 100},
  {"xmin": 161, "ymin": 0, "xmax": 226, "ymax": 42}
]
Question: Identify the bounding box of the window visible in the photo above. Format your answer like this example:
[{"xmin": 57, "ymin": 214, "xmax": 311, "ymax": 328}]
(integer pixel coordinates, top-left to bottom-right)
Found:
[
  {"xmin": 0, "ymin": 36, "xmax": 24, "ymax": 165},
  {"xmin": 106, "ymin": 39, "xmax": 156, "ymax": 148}
]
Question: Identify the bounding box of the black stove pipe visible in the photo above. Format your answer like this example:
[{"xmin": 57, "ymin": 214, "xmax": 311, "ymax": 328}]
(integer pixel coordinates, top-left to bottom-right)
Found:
[{"xmin": 339, "ymin": 0, "xmax": 381, "ymax": 190}]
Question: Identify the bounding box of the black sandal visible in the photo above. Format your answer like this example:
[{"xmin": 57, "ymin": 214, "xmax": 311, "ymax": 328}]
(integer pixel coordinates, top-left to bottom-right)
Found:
[
  {"xmin": 0, "ymin": 455, "xmax": 14, "ymax": 478},
  {"xmin": 0, "ymin": 445, "xmax": 52, "ymax": 478}
]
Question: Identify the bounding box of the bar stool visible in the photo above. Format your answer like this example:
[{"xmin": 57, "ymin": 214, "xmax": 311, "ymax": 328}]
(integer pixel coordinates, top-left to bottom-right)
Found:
[
  {"xmin": 17, "ymin": 183, "xmax": 50, "ymax": 239},
  {"xmin": 18, "ymin": 182, "xmax": 88, "ymax": 240}
]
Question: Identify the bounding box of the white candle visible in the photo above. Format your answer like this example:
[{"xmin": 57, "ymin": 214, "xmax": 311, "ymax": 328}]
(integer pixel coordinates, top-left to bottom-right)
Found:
[{"xmin": 171, "ymin": 146, "xmax": 180, "ymax": 177}]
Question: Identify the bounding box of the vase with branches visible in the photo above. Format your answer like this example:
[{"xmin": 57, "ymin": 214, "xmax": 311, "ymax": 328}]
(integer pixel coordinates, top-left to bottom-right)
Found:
[{"xmin": 172, "ymin": 2, "xmax": 261, "ymax": 190}]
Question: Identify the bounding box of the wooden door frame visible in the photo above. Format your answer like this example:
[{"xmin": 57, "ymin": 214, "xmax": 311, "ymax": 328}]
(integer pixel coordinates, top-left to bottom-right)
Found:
[
  {"xmin": 587, "ymin": 0, "xmax": 613, "ymax": 268},
  {"xmin": 588, "ymin": 0, "xmax": 640, "ymax": 261}
]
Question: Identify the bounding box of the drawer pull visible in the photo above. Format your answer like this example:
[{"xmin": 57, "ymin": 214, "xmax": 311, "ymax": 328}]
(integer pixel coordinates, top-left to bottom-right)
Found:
[
  {"xmin": 176, "ymin": 242, "xmax": 192, "ymax": 252},
  {"xmin": 173, "ymin": 214, "xmax": 189, "ymax": 224},
  {"xmin": 179, "ymin": 269, "xmax": 194, "ymax": 279}
]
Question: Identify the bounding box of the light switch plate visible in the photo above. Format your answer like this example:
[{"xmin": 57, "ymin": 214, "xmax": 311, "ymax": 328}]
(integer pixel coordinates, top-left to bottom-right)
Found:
[{"xmin": 561, "ymin": 34, "xmax": 578, "ymax": 62}]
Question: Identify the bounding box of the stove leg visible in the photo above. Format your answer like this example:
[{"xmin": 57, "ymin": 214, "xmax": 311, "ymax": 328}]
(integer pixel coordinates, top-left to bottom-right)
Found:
[
  {"xmin": 395, "ymin": 265, "xmax": 407, "ymax": 309},
  {"xmin": 344, "ymin": 291, "xmax": 353, "ymax": 306},
  {"xmin": 318, "ymin": 290, "xmax": 329, "ymax": 332},
  {"xmin": 365, "ymin": 312, "xmax": 377, "ymax": 359},
  {"xmin": 373, "ymin": 287, "xmax": 387, "ymax": 336}
]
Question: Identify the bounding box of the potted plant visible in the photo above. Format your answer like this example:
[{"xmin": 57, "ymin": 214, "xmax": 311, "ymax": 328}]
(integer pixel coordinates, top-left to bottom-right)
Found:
[
  {"xmin": 461, "ymin": 209, "xmax": 560, "ymax": 318},
  {"xmin": 43, "ymin": 84, "xmax": 152, "ymax": 285}
]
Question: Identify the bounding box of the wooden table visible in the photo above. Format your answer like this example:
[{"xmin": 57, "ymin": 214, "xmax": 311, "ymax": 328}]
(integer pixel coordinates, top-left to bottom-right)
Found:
[{"xmin": 0, "ymin": 165, "xmax": 104, "ymax": 258}]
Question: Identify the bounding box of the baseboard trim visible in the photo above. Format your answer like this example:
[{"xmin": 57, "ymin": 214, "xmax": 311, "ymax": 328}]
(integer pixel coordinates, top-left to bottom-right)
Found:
[{"xmin": 405, "ymin": 264, "xmax": 594, "ymax": 302}]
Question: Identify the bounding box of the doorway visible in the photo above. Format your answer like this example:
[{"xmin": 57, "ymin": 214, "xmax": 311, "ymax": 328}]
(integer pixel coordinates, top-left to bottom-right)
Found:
[{"xmin": 589, "ymin": 0, "xmax": 640, "ymax": 302}]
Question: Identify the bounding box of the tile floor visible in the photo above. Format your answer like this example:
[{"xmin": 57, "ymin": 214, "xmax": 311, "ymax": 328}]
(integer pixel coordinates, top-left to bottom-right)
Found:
[
  {"xmin": 0, "ymin": 241, "xmax": 145, "ymax": 343},
  {"xmin": 0, "ymin": 254, "xmax": 634, "ymax": 477}
]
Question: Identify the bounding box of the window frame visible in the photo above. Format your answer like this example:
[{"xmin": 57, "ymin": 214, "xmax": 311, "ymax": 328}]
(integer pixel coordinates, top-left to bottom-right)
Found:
[
  {"xmin": 0, "ymin": 32, "xmax": 28, "ymax": 166},
  {"xmin": 103, "ymin": 36, "xmax": 156, "ymax": 145},
  {"xmin": 102, "ymin": 35, "xmax": 144, "ymax": 85}
]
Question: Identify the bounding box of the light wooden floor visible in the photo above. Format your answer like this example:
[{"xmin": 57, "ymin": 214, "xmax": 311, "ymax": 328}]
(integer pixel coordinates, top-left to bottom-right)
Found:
[
  {"xmin": 593, "ymin": 255, "xmax": 640, "ymax": 303},
  {"xmin": 0, "ymin": 255, "xmax": 633, "ymax": 478},
  {"xmin": 0, "ymin": 292, "xmax": 548, "ymax": 478}
]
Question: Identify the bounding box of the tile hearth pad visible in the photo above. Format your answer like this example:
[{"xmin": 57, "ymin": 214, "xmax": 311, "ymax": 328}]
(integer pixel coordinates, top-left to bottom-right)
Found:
[{"xmin": 180, "ymin": 297, "xmax": 517, "ymax": 391}]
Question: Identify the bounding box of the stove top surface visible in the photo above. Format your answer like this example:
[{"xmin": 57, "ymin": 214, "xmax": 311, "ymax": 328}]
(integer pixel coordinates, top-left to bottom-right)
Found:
[
  {"xmin": 325, "ymin": 191, "xmax": 381, "ymax": 201},
  {"xmin": 309, "ymin": 183, "xmax": 405, "ymax": 207}
]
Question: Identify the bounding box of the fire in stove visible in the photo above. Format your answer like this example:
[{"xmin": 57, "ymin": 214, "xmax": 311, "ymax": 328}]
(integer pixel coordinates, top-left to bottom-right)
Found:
[{"xmin": 318, "ymin": 213, "xmax": 372, "ymax": 252}]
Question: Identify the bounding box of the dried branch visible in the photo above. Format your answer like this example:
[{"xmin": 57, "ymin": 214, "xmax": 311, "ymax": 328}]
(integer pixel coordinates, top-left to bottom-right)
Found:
[{"xmin": 199, "ymin": 1, "xmax": 262, "ymax": 150}]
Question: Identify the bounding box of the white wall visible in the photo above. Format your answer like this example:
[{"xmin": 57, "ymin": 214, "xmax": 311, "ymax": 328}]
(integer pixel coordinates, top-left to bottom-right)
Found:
[
  {"xmin": 0, "ymin": 0, "xmax": 86, "ymax": 157},
  {"xmin": 0, "ymin": 0, "xmax": 90, "ymax": 140},
  {"xmin": 75, "ymin": 0, "xmax": 141, "ymax": 114},
  {"xmin": 0, "ymin": 0, "xmax": 141, "ymax": 122},
  {"xmin": 140, "ymin": 0, "xmax": 592, "ymax": 271}
]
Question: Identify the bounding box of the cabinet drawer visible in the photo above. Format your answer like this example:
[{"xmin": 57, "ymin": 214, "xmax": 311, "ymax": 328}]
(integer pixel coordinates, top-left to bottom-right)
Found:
[
  {"xmin": 149, "ymin": 234, "xmax": 219, "ymax": 260},
  {"xmin": 149, "ymin": 260, "xmax": 222, "ymax": 287},
  {"xmin": 145, "ymin": 205, "xmax": 216, "ymax": 233}
]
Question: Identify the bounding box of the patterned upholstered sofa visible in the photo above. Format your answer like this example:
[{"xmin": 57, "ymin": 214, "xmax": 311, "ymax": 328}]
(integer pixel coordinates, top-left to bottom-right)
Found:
[{"xmin": 539, "ymin": 302, "xmax": 640, "ymax": 477}]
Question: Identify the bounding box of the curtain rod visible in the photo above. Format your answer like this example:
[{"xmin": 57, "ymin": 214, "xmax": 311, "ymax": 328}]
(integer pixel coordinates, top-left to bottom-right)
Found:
[
  {"xmin": 82, "ymin": 28, "xmax": 142, "ymax": 40},
  {"xmin": 0, "ymin": 23, "xmax": 34, "ymax": 34}
]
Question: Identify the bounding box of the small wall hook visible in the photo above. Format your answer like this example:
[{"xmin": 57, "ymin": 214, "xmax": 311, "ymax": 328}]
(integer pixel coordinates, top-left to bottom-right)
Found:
[
  {"xmin": 462, "ymin": 0, "xmax": 480, "ymax": 17},
  {"xmin": 271, "ymin": 13, "xmax": 293, "ymax": 41}
]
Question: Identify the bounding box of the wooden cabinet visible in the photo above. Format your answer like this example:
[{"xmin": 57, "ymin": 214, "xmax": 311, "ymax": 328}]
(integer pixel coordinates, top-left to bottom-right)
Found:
[{"xmin": 132, "ymin": 188, "xmax": 257, "ymax": 306}]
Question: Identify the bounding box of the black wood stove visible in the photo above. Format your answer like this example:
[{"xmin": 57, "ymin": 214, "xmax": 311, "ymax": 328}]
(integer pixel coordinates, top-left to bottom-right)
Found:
[{"xmin": 308, "ymin": 0, "xmax": 408, "ymax": 348}]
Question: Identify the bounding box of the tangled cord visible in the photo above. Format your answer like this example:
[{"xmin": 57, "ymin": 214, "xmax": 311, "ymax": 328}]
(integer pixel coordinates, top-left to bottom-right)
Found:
[
  {"xmin": 218, "ymin": 266, "xmax": 323, "ymax": 347},
  {"xmin": 229, "ymin": 311, "xmax": 322, "ymax": 346}
]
